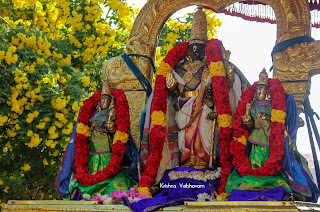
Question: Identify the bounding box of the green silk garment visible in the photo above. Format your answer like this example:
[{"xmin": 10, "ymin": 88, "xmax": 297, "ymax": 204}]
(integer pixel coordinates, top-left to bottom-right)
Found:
[
  {"xmin": 226, "ymin": 100, "xmax": 292, "ymax": 195},
  {"xmin": 67, "ymin": 108, "xmax": 136, "ymax": 198}
]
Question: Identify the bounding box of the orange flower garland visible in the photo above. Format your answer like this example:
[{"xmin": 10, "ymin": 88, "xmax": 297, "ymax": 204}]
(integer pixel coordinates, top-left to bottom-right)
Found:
[
  {"xmin": 230, "ymin": 79, "xmax": 287, "ymax": 177},
  {"xmin": 74, "ymin": 89, "xmax": 130, "ymax": 186},
  {"xmin": 138, "ymin": 39, "xmax": 233, "ymax": 196}
]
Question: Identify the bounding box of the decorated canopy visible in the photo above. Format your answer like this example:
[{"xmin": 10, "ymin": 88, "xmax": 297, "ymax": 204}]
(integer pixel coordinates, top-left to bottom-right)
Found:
[{"xmin": 216, "ymin": 0, "xmax": 320, "ymax": 27}]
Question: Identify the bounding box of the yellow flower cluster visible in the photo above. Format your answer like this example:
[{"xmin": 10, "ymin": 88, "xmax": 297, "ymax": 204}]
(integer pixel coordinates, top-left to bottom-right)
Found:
[
  {"xmin": 27, "ymin": 133, "xmax": 42, "ymax": 148},
  {"xmin": 113, "ymin": 131, "xmax": 129, "ymax": 144},
  {"xmin": 0, "ymin": 115, "xmax": 8, "ymax": 126},
  {"xmin": 1, "ymin": 45, "xmax": 18, "ymax": 65},
  {"xmin": 61, "ymin": 54, "xmax": 71, "ymax": 66},
  {"xmin": 80, "ymin": 33, "xmax": 113, "ymax": 64},
  {"xmin": 48, "ymin": 126, "xmax": 59, "ymax": 139},
  {"xmin": 157, "ymin": 61, "xmax": 173, "ymax": 76},
  {"xmin": 271, "ymin": 109, "xmax": 286, "ymax": 124},
  {"xmin": 51, "ymin": 96, "xmax": 70, "ymax": 111},
  {"xmin": 6, "ymin": 68, "xmax": 44, "ymax": 115},
  {"xmin": 7, "ymin": 128, "xmax": 17, "ymax": 137},
  {"xmin": 206, "ymin": 10, "xmax": 222, "ymax": 40},
  {"xmin": 3, "ymin": 142, "xmax": 12, "ymax": 153},
  {"xmin": 84, "ymin": 4, "xmax": 102, "ymax": 21},
  {"xmin": 77, "ymin": 123, "xmax": 90, "ymax": 137},
  {"xmin": 55, "ymin": 113, "xmax": 67, "ymax": 124},
  {"xmin": 209, "ymin": 61, "xmax": 226, "ymax": 77},
  {"xmin": 62, "ymin": 122, "xmax": 74, "ymax": 135},
  {"xmin": 118, "ymin": 3, "xmax": 134, "ymax": 29},
  {"xmin": 20, "ymin": 163, "xmax": 31, "ymax": 171},
  {"xmin": 138, "ymin": 187, "xmax": 152, "ymax": 198},
  {"xmin": 151, "ymin": 110, "xmax": 166, "ymax": 128},
  {"xmin": 45, "ymin": 139, "xmax": 58, "ymax": 149},
  {"xmin": 34, "ymin": 1, "xmax": 64, "ymax": 37},
  {"xmin": 71, "ymin": 11, "xmax": 85, "ymax": 32},
  {"xmin": 26, "ymin": 111, "xmax": 40, "ymax": 123},
  {"xmin": 79, "ymin": 76, "xmax": 90, "ymax": 88},
  {"xmin": 43, "ymin": 158, "xmax": 49, "ymax": 166},
  {"xmin": 36, "ymin": 122, "xmax": 46, "ymax": 129},
  {"xmin": 217, "ymin": 114, "xmax": 233, "ymax": 128},
  {"xmin": 72, "ymin": 102, "xmax": 81, "ymax": 113}
]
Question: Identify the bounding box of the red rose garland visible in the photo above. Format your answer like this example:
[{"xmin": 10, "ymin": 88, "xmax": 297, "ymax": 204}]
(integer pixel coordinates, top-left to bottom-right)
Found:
[
  {"xmin": 230, "ymin": 79, "xmax": 286, "ymax": 177},
  {"xmin": 138, "ymin": 39, "xmax": 233, "ymax": 195},
  {"xmin": 74, "ymin": 89, "xmax": 130, "ymax": 186},
  {"xmin": 138, "ymin": 42, "xmax": 189, "ymax": 196},
  {"xmin": 206, "ymin": 39, "xmax": 233, "ymax": 194}
]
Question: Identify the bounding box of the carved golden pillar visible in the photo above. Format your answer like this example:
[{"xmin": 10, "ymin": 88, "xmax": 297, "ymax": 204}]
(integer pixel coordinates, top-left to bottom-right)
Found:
[
  {"xmin": 273, "ymin": 41, "xmax": 320, "ymax": 114},
  {"xmin": 102, "ymin": 36, "xmax": 152, "ymax": 145}
]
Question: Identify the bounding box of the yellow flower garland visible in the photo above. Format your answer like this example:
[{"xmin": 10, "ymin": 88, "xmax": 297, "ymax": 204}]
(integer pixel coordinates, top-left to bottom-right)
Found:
[
  {"xmin": 113, "ymin": 130, "xmax": 129, "ymax": 144},
  {"xmin": 151, "ymin": 110, "xmax": 166, "ymax": 128},
  {"xmin": 271, "ymin": 109, "xmax": 286, "ymax": 124},
  {"xmin": 209, "ymin": 61, "xmax": 226, "ymax": 77},
  {"xmin": 138, "ymin": 187, "xmax": 152, "ymax": 198},
  {"xmin": 217, "ymin": 114, "xmax": 233, "ymax": 128},
  {"xmin": 157, "ymin": 61, "xmax": 173, "ymax": 76},
  {"xmin": 76, "ymin": 123, "xmax": 90, "ymax": 137},
  {"xmin": 236, "ymin": 135, "xmax": 247, "ymax": 146}
]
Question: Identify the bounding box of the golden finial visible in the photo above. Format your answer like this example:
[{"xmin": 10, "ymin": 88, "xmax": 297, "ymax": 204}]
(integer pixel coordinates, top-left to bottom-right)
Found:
[
  {"xmin": 102, "ymin": 78, "xmax": 112, "ymax": 96},
  {"xmin": 258, "ymin": 68, "xmax": 269, "ymax": 87},
  {"xmin": 189, "ymin": 6, "xmax": 208, "ymax": 45}
]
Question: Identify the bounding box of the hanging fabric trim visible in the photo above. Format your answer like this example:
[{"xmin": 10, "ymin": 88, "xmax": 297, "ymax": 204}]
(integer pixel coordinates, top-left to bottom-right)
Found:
[{"xmin": 214, "ymin": 1, "xmax": 320, "ymax": 27}]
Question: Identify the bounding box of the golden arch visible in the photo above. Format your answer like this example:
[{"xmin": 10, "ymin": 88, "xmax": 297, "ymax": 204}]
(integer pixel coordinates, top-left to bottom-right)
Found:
[
  {"xmin": 128, "ymin": 0, "xmax": 310, "ymax": 57},
  {"xmin": 127, "ymin": 0, "xmax": 320, "ymax": 114}
]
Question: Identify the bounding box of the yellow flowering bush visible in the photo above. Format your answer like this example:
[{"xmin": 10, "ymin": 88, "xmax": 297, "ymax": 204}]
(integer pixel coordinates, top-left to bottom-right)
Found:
[
  {"xmin": 0, "ymin": 1, "xmax": 221, "ymax": 207},
  {"xmin": 0, "ymin": 0, "xmax": 137, "ymax": 206}
]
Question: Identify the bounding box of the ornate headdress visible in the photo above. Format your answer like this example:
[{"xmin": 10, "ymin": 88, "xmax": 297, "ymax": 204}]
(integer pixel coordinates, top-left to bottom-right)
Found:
[
  {"xmin": 189, "ymin": 6, "xmax": 208, "ymax": 45},
  {"xmin": 258, "ymin": 68, "xmax": 268, "ymax": 87},
  {"xmin": 102, "ymin": 78, "xmax": 112, "ymax": 99}
]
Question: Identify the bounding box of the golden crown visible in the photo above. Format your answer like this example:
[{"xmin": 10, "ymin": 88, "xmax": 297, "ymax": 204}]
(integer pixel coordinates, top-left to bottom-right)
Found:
[
  {"xmin": 258, "ymin": 68, "xmax": 269, "ymax": 87},
  {"xmin": 190, "ymin": 6, "xmax": 208, "ymax": 45},
  {"xmin": 102, "ymin": 78, "xmax": 112, "ymax": 96}
]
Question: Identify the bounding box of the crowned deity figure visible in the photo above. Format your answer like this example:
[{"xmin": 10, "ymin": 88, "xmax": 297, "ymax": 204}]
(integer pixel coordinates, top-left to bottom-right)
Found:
[
  {"xmin": 225, "ymin": 69, "xmax": 320, "ymax": 202},
  {"xmin": 139, "ymin": 6, "xmax": 248, "ymax": 187},
  {"xmin": 55, "ymin": 79, "xmax": 139, "ymax": 200}
]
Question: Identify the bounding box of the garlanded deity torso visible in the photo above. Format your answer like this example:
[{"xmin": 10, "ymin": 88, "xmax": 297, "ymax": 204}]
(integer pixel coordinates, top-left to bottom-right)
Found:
[
  {"xmin": 89, "ymin": 108, "xmax": 114, "ymax": 154},
  {"xmin": 247, "ymin": 99, "xmax": 272, "ymax": 147}
]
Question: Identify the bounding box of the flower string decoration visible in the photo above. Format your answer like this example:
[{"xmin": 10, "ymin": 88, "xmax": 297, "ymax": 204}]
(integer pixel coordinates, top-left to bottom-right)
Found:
[
  {"xmin": 74, "ymin": 89, "xmax": 130, "ymax": 186},
  {"xmin": 138, "ymin": 39, "xmax": 233, "ymax": 196},
  {"xmin": 230, "ymin": 79, "xmax": 286, "ymax": 177},
  {"xmin": 206, "ymin": 39, "xmax": 233, "ymax": 194},
  {"xmin": 168, "ymin": 169, "xmax": 221, "ymax": 182}
]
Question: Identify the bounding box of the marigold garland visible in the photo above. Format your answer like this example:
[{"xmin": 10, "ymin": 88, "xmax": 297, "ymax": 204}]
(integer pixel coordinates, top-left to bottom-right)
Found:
[
  {"xmin": 230, "ymin": 79, "xmax": 286, "ymax": 177},
  {"xmin": 138, "ymin": 39, "xmax": 233, "ymax": 195},
  {"xmin": 74, "ymin": 89, "xmax": 130, "ymax": 186}
]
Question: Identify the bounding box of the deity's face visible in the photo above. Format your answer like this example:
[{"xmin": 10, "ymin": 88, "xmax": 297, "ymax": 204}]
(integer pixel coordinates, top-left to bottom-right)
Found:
[
  {"xmin": 189, "ymin": 43, "xmax": 206, "ymax": 61},
  {"xmin": 256, "ymin": 85, "xmax": 267, "ymax": 101},
  {"xmin": 100, "ymin": 95, "xmax": 111, "ymax": 109}
]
